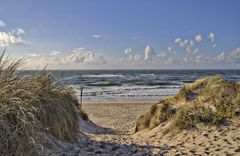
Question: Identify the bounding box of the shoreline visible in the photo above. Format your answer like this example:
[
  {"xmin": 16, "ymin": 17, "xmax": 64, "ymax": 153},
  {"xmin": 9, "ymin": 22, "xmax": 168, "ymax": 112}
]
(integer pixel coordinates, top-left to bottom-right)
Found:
[{"xmin": 83, "ymin": 100, "xmax": 158, "ymax": 105}]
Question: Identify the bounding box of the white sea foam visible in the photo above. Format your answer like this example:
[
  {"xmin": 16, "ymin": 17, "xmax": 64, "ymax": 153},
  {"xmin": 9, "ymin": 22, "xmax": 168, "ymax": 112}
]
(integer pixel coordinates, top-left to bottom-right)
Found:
[
  {"xmin": 71, "ymin": 85, "xmax": 180, "ymax": 102},
  {"xmin": 82, "ymin": 74, "xmax": 124, "ymax": 78}
]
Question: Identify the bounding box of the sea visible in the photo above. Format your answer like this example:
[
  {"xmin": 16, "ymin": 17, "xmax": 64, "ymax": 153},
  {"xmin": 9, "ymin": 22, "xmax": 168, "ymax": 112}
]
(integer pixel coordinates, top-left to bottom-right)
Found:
[{"xmin": 21, "ymin": 70, "xmax": 240, "ymax": 102}]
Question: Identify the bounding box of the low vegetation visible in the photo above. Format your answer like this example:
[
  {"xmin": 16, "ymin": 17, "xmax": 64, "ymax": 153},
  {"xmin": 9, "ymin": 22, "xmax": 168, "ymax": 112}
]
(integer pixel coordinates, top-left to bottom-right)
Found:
[
  {"xmin": 0, "ymin": 52, "xmax": 84, "ymax": 155},
  {"xmin": 136, "ymin": 76, "xmax": 240, "ymax": 133}
]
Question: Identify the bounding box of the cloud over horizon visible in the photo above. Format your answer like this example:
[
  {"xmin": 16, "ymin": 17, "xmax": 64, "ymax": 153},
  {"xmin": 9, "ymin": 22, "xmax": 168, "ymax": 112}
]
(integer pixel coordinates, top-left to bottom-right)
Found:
[
  {"xmin": 121, "ymin": 45, "xmax": 155, "ymax": 64},
  {"xmin": 1, "ymin": 27, "xmax": 239, "ymax": 69},
  {"xmin": 24, "ymin": 48, "xmax": 107, "ymax": 69}
]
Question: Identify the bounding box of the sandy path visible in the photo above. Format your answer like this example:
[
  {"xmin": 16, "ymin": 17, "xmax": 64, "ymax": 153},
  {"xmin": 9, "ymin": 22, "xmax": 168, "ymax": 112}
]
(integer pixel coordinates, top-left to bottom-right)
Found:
[
  {"xmin": 82, "ymin": 101, "xmax": 240, "ymax": 155},
  {"xmin": 82, "ymin": 101, "xmax": 155, "ymax": 134}
]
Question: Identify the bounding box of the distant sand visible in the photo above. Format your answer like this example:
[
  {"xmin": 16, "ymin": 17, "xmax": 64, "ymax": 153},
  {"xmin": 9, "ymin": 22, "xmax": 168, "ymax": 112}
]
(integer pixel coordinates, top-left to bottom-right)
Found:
[
  {"xmin": 83, "ymin": 101, "xmax": 156, "ymax": 134},
  {"xmin": 82, "ymin": 101, "xmax": 240, "ymax": 155}
]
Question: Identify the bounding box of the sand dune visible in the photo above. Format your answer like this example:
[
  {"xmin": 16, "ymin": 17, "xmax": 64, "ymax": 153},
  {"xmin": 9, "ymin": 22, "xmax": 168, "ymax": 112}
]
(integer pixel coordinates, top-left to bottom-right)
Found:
[{"xmin": 82, "ymin": 101, "xmax": 240, "ymax": 155}]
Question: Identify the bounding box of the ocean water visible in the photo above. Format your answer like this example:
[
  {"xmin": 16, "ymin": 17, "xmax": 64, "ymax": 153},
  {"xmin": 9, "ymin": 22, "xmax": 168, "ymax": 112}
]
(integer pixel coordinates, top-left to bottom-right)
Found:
[{"xmin": 21, "ymin": 70, "xmax": 240, "ymax": 102}]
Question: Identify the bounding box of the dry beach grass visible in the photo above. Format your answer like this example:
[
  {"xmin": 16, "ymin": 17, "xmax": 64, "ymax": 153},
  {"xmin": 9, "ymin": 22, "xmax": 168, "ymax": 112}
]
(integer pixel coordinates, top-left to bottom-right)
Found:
[{"xmin": 0, "ymin": 52, "xmax": 82, "ymax": 155}]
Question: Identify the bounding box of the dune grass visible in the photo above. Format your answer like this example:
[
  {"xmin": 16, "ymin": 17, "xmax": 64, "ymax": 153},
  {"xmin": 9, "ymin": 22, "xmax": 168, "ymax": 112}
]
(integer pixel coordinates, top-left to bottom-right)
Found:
[
  {"xmin": 135, "ymin": 75, "xmax": 240, "ymax": 133},
  {"xmin": 0, "ymin": 52, "xmax": 82, "ymax": 155}
]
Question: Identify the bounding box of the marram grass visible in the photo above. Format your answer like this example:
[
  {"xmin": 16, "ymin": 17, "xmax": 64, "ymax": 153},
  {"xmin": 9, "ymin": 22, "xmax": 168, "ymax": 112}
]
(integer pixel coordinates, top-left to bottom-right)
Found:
[
  {"xmin": 0, "ymin": 52, "xmax": 82, "ymax": 155},
  {"xmin": 135, "ymin": 75, "xmax": 240, "ymax": 133}
]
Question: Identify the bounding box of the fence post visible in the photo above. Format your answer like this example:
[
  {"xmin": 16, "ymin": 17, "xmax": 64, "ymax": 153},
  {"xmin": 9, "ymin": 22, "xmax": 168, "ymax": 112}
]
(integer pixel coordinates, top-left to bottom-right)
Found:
[{"xmin": 80, "ymin": 86, "xmax": 84, "ymax": 110}]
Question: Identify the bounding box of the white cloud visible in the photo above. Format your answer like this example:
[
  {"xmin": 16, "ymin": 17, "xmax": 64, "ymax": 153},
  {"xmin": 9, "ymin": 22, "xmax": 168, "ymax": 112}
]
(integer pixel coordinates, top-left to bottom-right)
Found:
[
  {"xmin": 157, "ymin": 50, "xmax": 179, "ymax": 65},
  {"xmin": 24, "ymin": 48, "xmax": 106, "ymax": 69},
  {"xmin": 208, "ymin": 32, "xmax": 215, "ymax": 43},
  {"xmin": 26, "ymin": 53, "xmax": 41, "ymax": 57},
  {"xmin": 214, "ymin": 48, "xmax": 240, "ymax": 64},
  {"xmin": 158, "ymin": 51, "xmax": 167, "ymax": 57},
  {"xmin": 216, "ymin": 52, "xmax": 226, "ymax": 61},
  {"xmin": 0, "ymin": 28, "xmax": 25, "ymax": 47},
  {"xmin": 228, "ymin": 48, "xmax": 240, "ymax": 63},
  {"xmin": 65, "ymin": 48, "xmax": 106, "ymax": 64},
  {"xmin": 175, "ymin": 38, "xmax": 198, "ymax": 57},
  {"xmin": 124, "ymin": 48, "xmax": 132, "ymax": 55},
  {"xmin": 167, "ymin": 47, "xmax": 172, "ymax": 52},
  {"xmin": 174, "ymin": 38, "xmax": 182, "ymax": 44},
  {"xmin": 195, "ymin": 55, "xmax": 205, "ymax": 64},
  {"xmin": 144, "ymin": 45, "xmax": 154, "ymax": 62},
  {"xmin": 207, "ymin": 32, "xmax": 216, "ymax": 48},
  {"xmin": 0, "ymin": 20, "xmax": 6, "ymax": 27},
  {"xmin": 121, "ymin": 45, "xmax": 155, "ymax": 64},
  {"xmin": 0, "ymin": 32, "xmax": 22, "ymax": 47},
  {"xmin": 179, "ymin": 40, "xmax": 188, "ymax": 47},
  {"xmin": 50, "ymin": 50, "xmax": 61, "ymax": 56},
  {"xmin": 25, "ymin": 55, "xmax": 61, "ymax": 69},
  {"xmin": 13, "ymin": 28, "xmax": 25, "ymax": 35},
  {"xmin": 123, "ymin": 48, "xmax": 142, "ymax": 62},
  {"xmin": 195, "ymin": 34, "xmax": 203, "ymax": 43},
  {"xmin": 91, "ymin": 34, "xmax": 102, "ymax": 39}
]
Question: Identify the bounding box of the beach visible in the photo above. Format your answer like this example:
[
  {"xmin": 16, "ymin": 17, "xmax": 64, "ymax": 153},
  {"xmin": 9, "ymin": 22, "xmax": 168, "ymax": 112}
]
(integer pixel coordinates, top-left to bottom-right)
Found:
[
  {"xmin": 83, "ymin": 101, "xmax": 156, "ymax": 134},
  {"xmin": 81, "ymin": 101, "xmax": 240, "ymax": 155}
]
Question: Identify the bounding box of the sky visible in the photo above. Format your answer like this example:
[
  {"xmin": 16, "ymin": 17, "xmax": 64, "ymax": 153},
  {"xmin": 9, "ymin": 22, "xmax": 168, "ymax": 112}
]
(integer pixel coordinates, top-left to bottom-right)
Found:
[{"xmin": 0, "ymin": 0, "xmax": 240, "ymax": 69}]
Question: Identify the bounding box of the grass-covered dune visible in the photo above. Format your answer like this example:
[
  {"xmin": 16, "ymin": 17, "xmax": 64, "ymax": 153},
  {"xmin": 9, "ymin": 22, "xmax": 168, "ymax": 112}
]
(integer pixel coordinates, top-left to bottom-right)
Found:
[
  {"xmin": 0, "ymin": 53, "xmax": 84, "ymax": 155},
  {"xmin": 135, "ymin": 76, "xmax": 240, "ymax": 133}
]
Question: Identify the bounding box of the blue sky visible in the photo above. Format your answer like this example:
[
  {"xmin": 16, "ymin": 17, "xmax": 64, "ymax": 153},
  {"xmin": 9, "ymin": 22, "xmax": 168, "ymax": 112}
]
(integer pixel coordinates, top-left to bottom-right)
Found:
[{"xmin": 0, "ymin": 0, "xmax": 240, "ymax": 69}]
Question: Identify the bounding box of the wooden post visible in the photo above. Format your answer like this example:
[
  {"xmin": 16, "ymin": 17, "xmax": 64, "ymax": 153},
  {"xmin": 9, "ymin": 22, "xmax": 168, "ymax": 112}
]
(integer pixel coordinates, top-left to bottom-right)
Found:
[{"xmin": 80, "ymin": 86, "xmax": 84, "ymax": 110}]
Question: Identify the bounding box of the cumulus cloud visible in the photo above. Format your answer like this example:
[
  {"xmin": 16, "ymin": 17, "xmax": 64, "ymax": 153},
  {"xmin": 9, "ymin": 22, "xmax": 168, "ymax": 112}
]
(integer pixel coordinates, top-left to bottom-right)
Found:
[
  {"xmin": 123, "ymin": 48, "xmax": 142, "ymax": 62},
  {"xmin": 50, "ymin": 50, "xmax": 61, "ymax": 56},
  {"xmin": 121, "ymin": 45, "xmax": 154, "ymax": 64},
  {"xmin": 195, "ymin": 55, "xmax": 207, "ymax": 64},
  {"xmin": 174, "ymin": 38, "xmax": 182, "ymax": 44},
  {"xmin": 175, "ymin": 38, "xmax": 198, "ymax": 57},
  {"xmin": 0, "ymin": 20, "xmax": 6, "ymax": 27},
  {"xmin": 144, "ymin": 45, "xmax": 154, "ymax": 62},
  {"xmin": 24, "ymin": 48, "xmax": 106, "ymax": 69},
  {"xmin": 208, "ymin": 32, "xmax": 215, "ymax": 43},
  {"xmin": 0, "ymin": 28, "xmax": 25, "ymax": 47},
  {"xmin": 214, "ymin": 48, "xmax": 240, "ymax": 64},
  {"xmin": 0, "ymin": 32, "xmax": 22, "ymax": 47},
  {"xmin": 216, "ymin": 52, "xmax": 226, "ymax": 62},
  {"xmin": 175, "ymin": 33, "xmax": 217, "ymax": 56},
  {"xmin": 157, "ymin": 50, "xmax": 178, "ymax": 65},
  {"xmin": 25, "ymin": 54, "xmax": 61, "ymax": 69},
  {"xmin": 195, "ymin": 34, "xmax": 203, "ymax": 43},
  {"xmin": 91, "ymin": 34, "xmax": 102, "ymax": 39},
  {"xmin": 12, "ymin": 28, "xmax": 25, "ymax": 35},
  {"xmin": 207, "ymin": 32, "xmax": 216, "ymax": 48},
  {"xmin": 65, "ymin": 48, "xmax": 106, "ymax": 64},
  {"xmin": 228, "ymin": 48, "xmax": 240, "ymax": 63}
]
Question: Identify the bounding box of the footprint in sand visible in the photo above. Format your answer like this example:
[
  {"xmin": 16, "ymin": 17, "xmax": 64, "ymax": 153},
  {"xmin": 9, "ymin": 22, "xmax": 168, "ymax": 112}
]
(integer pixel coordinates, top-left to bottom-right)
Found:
[{"xmin": 234, "ymin": 147, "xmax": 240, "ymax": 152}]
